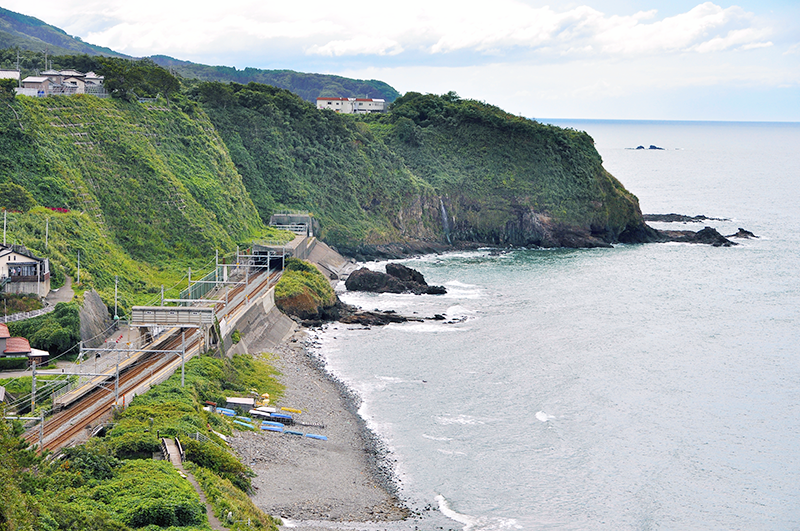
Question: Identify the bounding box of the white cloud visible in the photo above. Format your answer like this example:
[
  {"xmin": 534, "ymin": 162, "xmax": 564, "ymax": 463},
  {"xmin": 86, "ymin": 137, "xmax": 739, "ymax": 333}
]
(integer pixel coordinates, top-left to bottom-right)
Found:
[
  {"xmin": 5, "ymin": 0, "xmax": 775, "ymax": 61},
  {"xmin": 307, "ymin": 37, "xmax": 404, "ymax": 57}
]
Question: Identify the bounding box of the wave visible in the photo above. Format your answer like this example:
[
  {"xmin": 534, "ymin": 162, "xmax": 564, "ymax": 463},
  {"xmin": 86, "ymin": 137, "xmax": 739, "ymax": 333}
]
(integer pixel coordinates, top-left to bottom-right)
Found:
[
  {"xmin": 436, "ymin": 414, "xmax": 485, "ymax": 426},
  {"xmin": 388, "ymin": 322, "xmax": 469, "ymax": 333},
  {"xmin": 422, "ymin": 433, "xmax": 454, "ymax": 441},
  {"xmin": 445, "ymin": 280, "xmax": 479, "ymax": 288},
  {"xmin": 535, "ymin": 411, "xmax": 555, "ymax": 422},
  {"xmin": 436, "ymin": 495, "xmax": 523, "ymax": 531}
]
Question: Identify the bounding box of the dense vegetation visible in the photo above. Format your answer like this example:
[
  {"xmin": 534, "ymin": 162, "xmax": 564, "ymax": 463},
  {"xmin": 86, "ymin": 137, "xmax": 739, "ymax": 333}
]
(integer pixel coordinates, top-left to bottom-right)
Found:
[
  {"xmin": 8, "ymin": 302, "xmax": 81, "ymax": 356},
  {"xmin": 274, "ymin": 258, "xmax": 336, "ymax": 319},
  {"xmin": 192, "ymin": 81, "xmax": 423, "ymax": 246},
  {"xmin": 0, "ymin": 352, "xmax": 283, "ymax": 531}
]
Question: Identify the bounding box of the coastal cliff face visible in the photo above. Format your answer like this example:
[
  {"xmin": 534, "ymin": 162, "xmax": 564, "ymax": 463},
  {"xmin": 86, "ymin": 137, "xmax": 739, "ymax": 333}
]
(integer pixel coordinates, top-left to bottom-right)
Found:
[{"xmin": 199, "ymin": 85, "xmax": 654, "ymax": 255}]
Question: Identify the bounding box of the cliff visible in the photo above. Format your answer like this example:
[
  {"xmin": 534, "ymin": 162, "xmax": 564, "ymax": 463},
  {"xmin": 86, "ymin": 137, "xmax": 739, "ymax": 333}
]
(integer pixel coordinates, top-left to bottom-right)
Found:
[{"xmin": 198, "ymin": 84, "xmax": 656, "ymax": 256}]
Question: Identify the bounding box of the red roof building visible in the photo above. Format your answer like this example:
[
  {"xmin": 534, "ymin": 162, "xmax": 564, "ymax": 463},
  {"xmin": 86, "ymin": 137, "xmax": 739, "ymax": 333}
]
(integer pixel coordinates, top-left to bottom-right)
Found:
[{"xmin": 4, "ymin": 336, "xmax": 31, "ymax": 355}]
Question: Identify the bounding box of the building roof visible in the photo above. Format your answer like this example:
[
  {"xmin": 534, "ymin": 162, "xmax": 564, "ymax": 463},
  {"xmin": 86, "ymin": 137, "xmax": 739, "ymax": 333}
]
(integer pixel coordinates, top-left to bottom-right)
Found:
[
  {"xmin": 59, "ymin": 69, "xmax": 83, "ymax": 76},
  {"xmin": 4, "ymin": 337, "xmax": 31, "ymax": 354},
  {"xmin": 22, "ymin": 76, "xmax": 50, "ymax": 83},
  {"xmin": 0, "ymin": 69, "xmax": 20, "ymax": 80},
  {"xmin": 0, "ymin": 323, "xmax": 9, "ymax": 339},
  {"xmin": 0, "ymin": 244, "xmax": 45, "ymax": 262}
]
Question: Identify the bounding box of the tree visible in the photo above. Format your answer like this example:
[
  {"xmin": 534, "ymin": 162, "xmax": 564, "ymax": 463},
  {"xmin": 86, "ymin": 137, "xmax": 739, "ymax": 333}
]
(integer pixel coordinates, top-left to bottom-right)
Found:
[
  {"xmin": 0, "ymin": 181, "xmax": 36, "ymax": 211},
  {"xmin": 0, "ymin": 77, "xmax": 17, "ymax": 101}
]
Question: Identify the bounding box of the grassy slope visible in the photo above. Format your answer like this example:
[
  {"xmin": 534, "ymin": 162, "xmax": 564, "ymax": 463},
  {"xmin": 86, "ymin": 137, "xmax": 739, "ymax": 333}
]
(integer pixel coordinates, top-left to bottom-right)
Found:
[
  {"xmin": 0, "ymin": 94, "xmax": 288, "ymax": 310},
  {"xmin": 197, "ymin": 82, "xmax": 425, "ymax": 247}
]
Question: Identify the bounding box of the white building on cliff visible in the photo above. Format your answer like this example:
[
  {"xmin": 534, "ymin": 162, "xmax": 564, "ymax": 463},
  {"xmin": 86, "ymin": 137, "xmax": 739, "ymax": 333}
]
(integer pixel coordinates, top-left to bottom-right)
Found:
[{"xmin": 316, "ymin": 97, "xmax": 386, "ymax": 114}]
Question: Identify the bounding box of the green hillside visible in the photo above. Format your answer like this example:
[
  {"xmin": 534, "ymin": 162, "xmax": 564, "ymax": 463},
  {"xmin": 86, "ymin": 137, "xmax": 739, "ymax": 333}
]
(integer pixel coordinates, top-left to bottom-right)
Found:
[{"xmin": 0, "ymin": 87, "xmax": 288, "ymax": 311}]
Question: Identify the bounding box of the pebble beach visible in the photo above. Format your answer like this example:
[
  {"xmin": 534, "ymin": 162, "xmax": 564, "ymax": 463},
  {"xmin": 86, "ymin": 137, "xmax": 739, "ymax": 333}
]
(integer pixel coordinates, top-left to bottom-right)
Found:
[{"xmin": 229, "ymin": 328, "xmax": 411, "ymax": 530}]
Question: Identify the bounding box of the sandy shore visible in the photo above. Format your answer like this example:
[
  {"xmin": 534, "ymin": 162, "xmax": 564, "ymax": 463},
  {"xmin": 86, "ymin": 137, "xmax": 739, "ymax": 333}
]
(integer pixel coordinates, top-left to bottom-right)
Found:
[{"xmin": 229, "ymin": 326, "xmax": 411, "ymax": 529}]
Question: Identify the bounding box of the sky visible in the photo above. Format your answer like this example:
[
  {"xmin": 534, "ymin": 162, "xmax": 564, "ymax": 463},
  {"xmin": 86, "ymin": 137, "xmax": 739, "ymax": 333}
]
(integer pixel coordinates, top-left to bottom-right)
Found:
[{"xmin": 4, "ymin": 0, "xmax": 799, "ymax": 121}]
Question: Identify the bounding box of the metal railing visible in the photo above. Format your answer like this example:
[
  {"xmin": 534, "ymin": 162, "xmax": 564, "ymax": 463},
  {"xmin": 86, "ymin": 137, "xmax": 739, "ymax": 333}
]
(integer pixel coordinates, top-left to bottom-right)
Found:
[{"xmin": 3, "ymin": 306, "xmax": 56, "ymax": 323}]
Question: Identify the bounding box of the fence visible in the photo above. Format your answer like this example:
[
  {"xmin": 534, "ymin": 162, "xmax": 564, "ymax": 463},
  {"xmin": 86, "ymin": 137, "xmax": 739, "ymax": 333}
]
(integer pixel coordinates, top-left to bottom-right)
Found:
[
  {"xmin": 3, "ymin": 305, "xmax": 55, "ymax": 323},
  {"xmin": 179, "ymin": 266, "xmax": 225, "ymax": 303}
]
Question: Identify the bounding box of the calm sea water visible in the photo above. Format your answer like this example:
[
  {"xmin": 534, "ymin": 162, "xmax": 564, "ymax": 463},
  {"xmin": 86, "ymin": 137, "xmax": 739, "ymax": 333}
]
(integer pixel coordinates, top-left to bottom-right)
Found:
[{"xmin": 310, "ymin": 121, "xmax": 800, "ymax": 530}]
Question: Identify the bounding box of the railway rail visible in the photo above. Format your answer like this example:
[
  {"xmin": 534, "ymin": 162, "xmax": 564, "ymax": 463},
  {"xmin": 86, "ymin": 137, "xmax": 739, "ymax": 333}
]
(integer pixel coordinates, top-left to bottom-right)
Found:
[{"xmin": 22, "ymin": 264, "xmax": 280, "ymax": 453}]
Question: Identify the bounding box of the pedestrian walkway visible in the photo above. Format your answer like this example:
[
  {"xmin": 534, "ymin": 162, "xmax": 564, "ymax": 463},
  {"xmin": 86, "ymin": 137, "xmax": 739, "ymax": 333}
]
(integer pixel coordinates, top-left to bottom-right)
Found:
[{"xmin": 161, "ymin": 438, "xmax": 225, "ymax": 530}]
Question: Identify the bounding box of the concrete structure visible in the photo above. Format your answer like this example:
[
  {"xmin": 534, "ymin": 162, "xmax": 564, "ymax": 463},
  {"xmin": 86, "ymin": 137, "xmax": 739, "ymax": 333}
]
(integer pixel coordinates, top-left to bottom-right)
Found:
[
  {"xmin": 0, "ymin": 244, "xmax": 50, "ymax": 297},
  {"xmin": 316, "ymin": 97, "xmax": 386, "ymax": 114}
]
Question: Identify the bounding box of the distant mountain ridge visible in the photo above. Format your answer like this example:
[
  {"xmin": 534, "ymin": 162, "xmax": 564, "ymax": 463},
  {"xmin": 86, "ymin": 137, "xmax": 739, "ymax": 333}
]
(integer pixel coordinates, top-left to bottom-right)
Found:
[
  {"xmin": 148, "ymin": 55, "xmax": 400, "ymax": 103},
  {"xmin": 0, "ymin": 6, "xmax": 400, "ymax": 103},
  {"xmin": 0, "ymin": 6, "xmax": 125, "ymax": 57}
]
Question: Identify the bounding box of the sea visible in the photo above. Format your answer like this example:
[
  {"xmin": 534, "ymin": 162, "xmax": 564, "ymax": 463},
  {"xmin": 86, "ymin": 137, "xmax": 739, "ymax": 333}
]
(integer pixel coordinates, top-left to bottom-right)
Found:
[{"xmin": 305, "ymin": 120, "xmax": 800, "ymax": 530}]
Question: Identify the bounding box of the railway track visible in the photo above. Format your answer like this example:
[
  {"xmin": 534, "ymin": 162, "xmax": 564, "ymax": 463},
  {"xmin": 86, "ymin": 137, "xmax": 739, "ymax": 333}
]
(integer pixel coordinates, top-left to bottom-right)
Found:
[
  {"xmin": 26, "ymin": 332, "xmax": 195, "ymax": 452},
  {"xmin": 23, "ymin": 265, "xmax": 281, "ymax": 453}
]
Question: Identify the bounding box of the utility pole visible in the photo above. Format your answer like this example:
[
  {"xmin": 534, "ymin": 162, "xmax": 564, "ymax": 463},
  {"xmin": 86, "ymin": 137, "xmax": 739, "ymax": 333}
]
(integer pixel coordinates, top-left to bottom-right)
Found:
[
  {"xmin": 77, "ymin": 250, "xmax": 80, "ymax": 284},
  {"xmin": 188, "ymin": 267, "xmax": 191, "ymax": 301},
  {"xmin": 3, "ymin": 210, "xmax": 6, "ymax": 245},
  {"xmin": 45, "ymin": 217, "xmax": 49, "ymax": 250},
  {"xmin": 114, "ymin": 275, "xmax": 118, "ymax": 319},
  {"xmin": 181, "ymin": 330, "xmax": 186, "ymax": 387},
  {"xmin": 161, "ymin": 285, "xmax": 164, "ymax": 306},
  {"xmin": 31, "ymin": 361, "xmax": 36, "ymax": 412}
]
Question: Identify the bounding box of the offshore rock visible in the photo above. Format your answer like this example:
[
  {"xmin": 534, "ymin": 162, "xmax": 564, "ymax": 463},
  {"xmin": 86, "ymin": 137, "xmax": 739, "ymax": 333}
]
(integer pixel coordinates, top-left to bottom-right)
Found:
[
  {"xmin": 339, "ymin": 311, "xmax": 423, "ymax": 326},
  {"xmin": 345, "ymin": 266, "xmax": 447, "ymax": 295},
  {"xmin": 727, "ymin": 228, "xmax": 758, "ymax": 239},
  {"xmin": 657, "ymin": 226, "xmax": 737, "ymax": 247},
  {"xmin": 643, "ymin": 213, "xmax": 730, "ymax": 223}
]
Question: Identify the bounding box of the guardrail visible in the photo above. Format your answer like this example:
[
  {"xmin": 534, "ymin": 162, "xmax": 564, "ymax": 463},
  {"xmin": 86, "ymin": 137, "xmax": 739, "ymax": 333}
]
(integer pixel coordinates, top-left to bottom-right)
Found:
[
  {"xmin": 175, "ymin": 437, "xmax": 185, "ymax": 462},
  {"xmin": 3, "ymin": 305, "xmax": 56, "ymax": 323}
]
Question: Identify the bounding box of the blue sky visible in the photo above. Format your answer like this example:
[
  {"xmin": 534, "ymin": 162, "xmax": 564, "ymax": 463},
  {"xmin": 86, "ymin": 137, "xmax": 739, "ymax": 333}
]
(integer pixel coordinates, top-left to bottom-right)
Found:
[{"xmin": 5, "ymin": 0, "xmax": 799, "ymax": 121}]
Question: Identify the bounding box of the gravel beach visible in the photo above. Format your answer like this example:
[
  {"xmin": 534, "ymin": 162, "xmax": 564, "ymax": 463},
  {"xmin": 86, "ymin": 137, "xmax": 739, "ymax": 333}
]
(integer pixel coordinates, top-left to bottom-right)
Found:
[{"xmin": 229, "ymin": 326, "xmax": 411, "ymax": 530}]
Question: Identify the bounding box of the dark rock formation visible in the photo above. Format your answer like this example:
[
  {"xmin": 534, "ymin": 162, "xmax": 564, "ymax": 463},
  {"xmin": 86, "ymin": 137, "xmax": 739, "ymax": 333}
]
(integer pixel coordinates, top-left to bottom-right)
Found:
[
  {"xmin": 727, "ymin": 228, "xmax": 758, "ymax": 239},
  {"xmin": 339, "ymin": 311, "xmax": 423, "ymax": 326},
  {"xmin": 385, "ymin": 263, "xmax": 426, "ymax": 284},
  {"xmin": 344, "ymin": 265, "xmax": 447, "ymax": 295},
  {"xmin": 644, "ymin": 213, "xmax": 730, "ymax": 223},
  {"xmin": 657, "ymin": 226, "xmax": 737, "ymax": 247}
]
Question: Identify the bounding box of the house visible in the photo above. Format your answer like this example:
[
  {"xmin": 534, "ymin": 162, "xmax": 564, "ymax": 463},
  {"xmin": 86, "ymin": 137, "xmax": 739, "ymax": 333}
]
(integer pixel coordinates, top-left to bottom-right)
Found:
[
  {"xmin": 316, "ymin": 97, "xmax": 386, "ymax": 114},
  {"xmin": 0, "ymin": 69, "xmax": 20, "ymax": 82},
  {"xmin": 0, "ymin": 244, "xmax": 50, "ymax": 298},
  {"xmin": 20, "ymin": 76, "xmax": 51, "ymax": 97},
  {"xmin": 0, "ymin": 324, "xmax": 49, "ymax": 366},
  {"xmin": 16, "ymin": 70, "xmax": 105, "ymax": 98}
]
